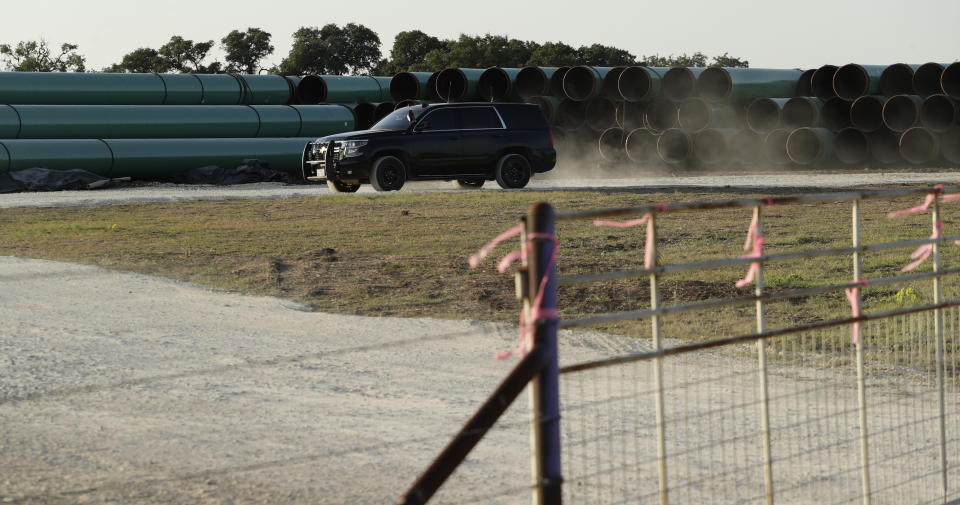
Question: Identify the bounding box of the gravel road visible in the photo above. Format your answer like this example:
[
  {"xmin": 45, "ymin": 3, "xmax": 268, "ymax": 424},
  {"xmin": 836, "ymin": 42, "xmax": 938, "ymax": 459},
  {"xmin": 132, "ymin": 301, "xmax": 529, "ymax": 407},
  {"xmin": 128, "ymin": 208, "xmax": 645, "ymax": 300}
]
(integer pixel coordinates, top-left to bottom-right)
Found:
[{"xmin": 2, "ymin": 170, "xmax": 960, "ymax": 209}]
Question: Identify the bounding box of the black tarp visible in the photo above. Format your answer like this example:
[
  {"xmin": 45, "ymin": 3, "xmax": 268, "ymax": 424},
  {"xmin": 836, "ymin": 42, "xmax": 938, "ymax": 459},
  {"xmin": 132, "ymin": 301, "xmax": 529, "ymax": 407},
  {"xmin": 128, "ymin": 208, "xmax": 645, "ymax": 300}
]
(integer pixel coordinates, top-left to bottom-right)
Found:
[{"xmin": 0, "ymin": 159, "xmax": 296, "ymax": 193}]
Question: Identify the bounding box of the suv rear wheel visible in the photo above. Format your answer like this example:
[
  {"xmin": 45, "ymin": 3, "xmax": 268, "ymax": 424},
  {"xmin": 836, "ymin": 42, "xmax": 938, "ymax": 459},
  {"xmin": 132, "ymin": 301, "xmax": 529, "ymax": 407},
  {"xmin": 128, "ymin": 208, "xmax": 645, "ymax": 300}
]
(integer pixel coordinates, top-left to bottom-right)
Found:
[
  {"xmin": 327, "ymin": 180, "xmax": 361, "ymax": 193},
  {"xmin": 370, "ymin": 155, "xmax": 406, "ymax": 192},
  {"xmin": 453, "ymin": 179, "xmax": 485, "ymax": 189},
  {"xmin": 495, "ymin": 154, "xmax": 531, "ymax": 189}
]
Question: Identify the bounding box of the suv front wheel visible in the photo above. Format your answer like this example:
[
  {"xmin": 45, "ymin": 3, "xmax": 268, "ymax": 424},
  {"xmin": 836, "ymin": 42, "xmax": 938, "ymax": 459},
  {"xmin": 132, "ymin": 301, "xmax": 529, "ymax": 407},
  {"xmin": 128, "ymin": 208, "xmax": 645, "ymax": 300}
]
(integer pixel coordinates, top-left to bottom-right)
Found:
[
  {"xmin": 370, "ymin": 155, "xmax": 406, "ymax": 192},
  {"xmin": 495, "ymin": 154, "xmax": 531, "ymax": 189}
]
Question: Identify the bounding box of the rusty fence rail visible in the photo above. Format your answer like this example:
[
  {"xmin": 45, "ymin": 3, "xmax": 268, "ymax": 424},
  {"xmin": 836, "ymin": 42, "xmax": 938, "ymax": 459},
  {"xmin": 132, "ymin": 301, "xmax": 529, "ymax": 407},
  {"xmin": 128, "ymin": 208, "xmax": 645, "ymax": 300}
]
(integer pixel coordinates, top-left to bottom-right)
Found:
[{"xmin": 399, "ymin": 185, "xmax": 960, "ymax": 505}]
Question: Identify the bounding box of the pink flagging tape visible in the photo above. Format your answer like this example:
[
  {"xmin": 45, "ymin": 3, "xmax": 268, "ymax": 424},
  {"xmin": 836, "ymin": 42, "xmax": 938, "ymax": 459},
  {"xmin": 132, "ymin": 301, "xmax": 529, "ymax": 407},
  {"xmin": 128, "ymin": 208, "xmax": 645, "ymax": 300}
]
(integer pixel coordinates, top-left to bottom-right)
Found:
[
  {"xmin": 735, "ymin": 236, "xmax": 764, "ymax": 288},
  {"xmin": 736, "ymin": 211, "xmax": 763, "ymax": 288},
  {"xmin": 844, "ymin": 278, "xmax": 868, "ymax": 344},
  {"xmin": 496, "ymin": 233, "xmax": 559, "ymax": 360},
  {"xmin": 902, "ymin": 221, "xmax": 943, "ymax": 272},
  {"xmin": 888, "ymin": 185, "xmax": 943, "ymax": 218},
  {"xmin": 468, "ymin": 224, "xmax": 524, "ymax": 269},
  {"xmin": 593, "ymin": 211, "xmax": 659, "ymax": 269}
]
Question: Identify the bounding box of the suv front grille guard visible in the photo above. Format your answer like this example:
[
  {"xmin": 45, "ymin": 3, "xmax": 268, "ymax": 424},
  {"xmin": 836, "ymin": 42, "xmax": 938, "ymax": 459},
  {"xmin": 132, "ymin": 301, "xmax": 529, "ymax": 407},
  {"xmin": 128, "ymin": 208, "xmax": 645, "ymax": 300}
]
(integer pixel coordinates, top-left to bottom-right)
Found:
[{"xmin": 305, "ymin": 141, "xmax": 342, "ymax": 179}]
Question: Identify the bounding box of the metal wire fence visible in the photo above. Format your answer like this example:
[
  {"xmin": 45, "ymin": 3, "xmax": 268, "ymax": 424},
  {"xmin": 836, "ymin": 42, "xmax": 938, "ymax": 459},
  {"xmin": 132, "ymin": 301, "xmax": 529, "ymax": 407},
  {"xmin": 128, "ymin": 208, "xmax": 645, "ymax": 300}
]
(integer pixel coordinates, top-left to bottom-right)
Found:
[{"xmin": 552, "ymin": 186, "xmax": 960, "ymax": 505}]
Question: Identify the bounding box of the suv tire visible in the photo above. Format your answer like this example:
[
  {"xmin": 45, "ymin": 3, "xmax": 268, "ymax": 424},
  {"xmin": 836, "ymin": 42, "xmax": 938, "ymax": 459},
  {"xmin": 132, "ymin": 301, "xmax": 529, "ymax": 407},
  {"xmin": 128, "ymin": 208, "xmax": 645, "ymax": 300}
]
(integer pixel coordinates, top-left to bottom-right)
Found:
[
  {"xmin": 327, "ymin": 180, "xmax": 361, "ymax": 193},
  {"xmin": 495, "ymin": 154, "xmax": 531, "ymax": 189},
  {"xmin": 370, "ymin": 155, "xmax": 406, "ymax": 192},
  {"xmin": 453, "ymin": 179, "xmax": 485, "ymax": 189}
]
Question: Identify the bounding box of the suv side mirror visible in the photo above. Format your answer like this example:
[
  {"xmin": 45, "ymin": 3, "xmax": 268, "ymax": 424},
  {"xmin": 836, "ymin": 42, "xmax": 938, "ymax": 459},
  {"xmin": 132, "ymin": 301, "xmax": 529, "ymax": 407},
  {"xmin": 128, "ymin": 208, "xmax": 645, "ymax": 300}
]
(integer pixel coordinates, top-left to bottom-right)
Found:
[{"xmin": 406, "ymin": 110, "xmax": 415, "ymax": 122}]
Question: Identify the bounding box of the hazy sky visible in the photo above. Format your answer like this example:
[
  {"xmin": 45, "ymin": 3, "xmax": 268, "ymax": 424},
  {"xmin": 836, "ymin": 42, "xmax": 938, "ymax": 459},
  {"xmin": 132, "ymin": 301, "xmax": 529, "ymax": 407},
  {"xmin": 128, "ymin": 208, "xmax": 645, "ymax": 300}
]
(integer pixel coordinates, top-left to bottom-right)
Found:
[{"xmin": 4, "ymin": 0, "xmax": 958, "ymax": 72}]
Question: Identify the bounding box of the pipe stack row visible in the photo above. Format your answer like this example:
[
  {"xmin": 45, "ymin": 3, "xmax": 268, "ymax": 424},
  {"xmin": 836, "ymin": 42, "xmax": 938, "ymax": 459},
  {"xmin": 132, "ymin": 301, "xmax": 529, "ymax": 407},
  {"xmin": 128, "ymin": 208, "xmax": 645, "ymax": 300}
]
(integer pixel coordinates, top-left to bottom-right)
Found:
[
  {"xmin": 393, "ymin": 63, "xmax": 960, "ymax": 170},
  {"xmin": 0, "ymin": 71, "xmax": 407, "ymax": 178}
]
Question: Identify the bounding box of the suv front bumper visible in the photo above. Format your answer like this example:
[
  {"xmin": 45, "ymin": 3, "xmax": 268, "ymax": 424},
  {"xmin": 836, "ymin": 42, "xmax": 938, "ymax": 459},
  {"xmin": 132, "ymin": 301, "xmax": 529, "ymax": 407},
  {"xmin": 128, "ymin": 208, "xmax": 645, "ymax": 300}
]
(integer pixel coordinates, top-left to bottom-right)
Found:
[{"xmin": 304, "ymin": 141, "xmax": 372, "ymax": 182}]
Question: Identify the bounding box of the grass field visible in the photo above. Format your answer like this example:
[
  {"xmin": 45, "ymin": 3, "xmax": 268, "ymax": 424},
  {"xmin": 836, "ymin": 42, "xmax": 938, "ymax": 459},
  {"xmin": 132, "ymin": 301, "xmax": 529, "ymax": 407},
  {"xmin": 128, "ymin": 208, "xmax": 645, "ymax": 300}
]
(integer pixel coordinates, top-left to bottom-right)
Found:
[{"xmin": 3, "ymin": 186, "xmax": 958, "ymax": 346}]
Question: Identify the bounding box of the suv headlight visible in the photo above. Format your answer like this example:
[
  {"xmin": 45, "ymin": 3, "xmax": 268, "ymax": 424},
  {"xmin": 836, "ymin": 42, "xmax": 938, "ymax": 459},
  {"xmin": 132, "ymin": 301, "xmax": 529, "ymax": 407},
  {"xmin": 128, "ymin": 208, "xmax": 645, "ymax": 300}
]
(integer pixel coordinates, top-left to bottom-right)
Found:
[{"xmin": 341, "ymin": 140, "xmax": 368, "ymax": 158}]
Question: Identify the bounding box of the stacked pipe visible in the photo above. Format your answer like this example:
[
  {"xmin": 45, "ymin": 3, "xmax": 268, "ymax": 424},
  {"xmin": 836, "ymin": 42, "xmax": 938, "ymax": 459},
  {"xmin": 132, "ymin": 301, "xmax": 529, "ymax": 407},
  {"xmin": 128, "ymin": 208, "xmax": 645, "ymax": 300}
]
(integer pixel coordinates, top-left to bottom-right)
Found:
[
  {"xmin": 517, "ymin": 61, "xmax": 960, "ymax": 169},
  {"xmin": 0, "ymin": 71, "xmax": 410, "ymax": 178}
]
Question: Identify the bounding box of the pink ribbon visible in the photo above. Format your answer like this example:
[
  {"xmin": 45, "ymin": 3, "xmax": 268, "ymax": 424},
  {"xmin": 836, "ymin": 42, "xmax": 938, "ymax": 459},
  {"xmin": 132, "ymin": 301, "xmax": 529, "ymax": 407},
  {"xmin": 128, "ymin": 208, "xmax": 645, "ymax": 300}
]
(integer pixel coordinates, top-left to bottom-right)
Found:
[
  {"xmin": 888, "ymin": 185, "xmax": 943, "ymax": 218},
  {"xmin": 495, "ymin": 232, "xmax": 559, "ymax": 360},
  {"xmin": 593, "ymin": 211, "xmax": 659, "ymax": 270},
  {"xmin": 468, "ymin": 224, "xmax": 523, "ymax": 269},
  {"xmin": 469, "ymin": 224, "xmax": 559, "ymax": 359},
  {"xmin": 736, "ymin": 212, "xmax": 763, "ymax": 288},
  {"xmin": 902, "ymin": 221, "xmax": 942, "ymax": 272},
  {"xmin": 845, "ymin": 279, "xmax": 868, "ymax": 344}
]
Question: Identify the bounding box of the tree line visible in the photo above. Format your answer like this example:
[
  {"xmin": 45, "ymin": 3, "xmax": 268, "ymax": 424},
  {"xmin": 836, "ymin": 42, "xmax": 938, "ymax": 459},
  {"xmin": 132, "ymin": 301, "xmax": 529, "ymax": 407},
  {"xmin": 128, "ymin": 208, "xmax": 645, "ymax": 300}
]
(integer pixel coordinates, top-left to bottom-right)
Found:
[{"xmin": 1, "ymin": 25, "xmax": 749, "ymax": 76}]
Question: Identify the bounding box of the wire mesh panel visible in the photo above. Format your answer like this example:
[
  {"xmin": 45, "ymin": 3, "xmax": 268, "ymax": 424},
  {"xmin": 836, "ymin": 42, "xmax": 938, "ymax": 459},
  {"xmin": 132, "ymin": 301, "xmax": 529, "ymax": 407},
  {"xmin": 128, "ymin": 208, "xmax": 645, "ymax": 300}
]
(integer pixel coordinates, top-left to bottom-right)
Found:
[{"xmin": 551, "ymin": 186, "xmax": 960, "ymax": 505}]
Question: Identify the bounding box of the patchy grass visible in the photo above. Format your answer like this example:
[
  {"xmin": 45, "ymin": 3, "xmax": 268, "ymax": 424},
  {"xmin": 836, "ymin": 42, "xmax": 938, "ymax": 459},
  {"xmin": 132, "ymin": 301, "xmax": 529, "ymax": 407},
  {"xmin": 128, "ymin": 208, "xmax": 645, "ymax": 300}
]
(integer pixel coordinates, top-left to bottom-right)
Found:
[{"xmin": 3, "ymin": 186, "xmax": 960, "ymax": 357}]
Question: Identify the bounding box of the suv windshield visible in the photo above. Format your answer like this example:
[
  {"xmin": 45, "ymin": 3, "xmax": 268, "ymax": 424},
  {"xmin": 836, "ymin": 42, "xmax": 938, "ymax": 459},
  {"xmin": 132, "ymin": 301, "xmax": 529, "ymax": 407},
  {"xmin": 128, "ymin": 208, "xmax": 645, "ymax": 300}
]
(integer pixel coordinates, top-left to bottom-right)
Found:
[{"xmin": 371, "ymin": 105, "xmax": 428, "ymax": 131}]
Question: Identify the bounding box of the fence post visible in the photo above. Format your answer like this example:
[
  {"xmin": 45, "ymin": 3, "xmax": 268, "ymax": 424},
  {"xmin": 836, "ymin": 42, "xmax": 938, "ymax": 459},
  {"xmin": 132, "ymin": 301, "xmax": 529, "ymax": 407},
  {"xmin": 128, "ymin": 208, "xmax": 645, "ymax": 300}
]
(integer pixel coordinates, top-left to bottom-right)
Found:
[
  {"xmin": 752, "ymin": 205, "xmax": 774, "ymax": 505},
  {"xmin": 932, "ymin": 198, "xmax": 948, "ymax": 500},
  {"xmin": 526, "ymin": 202, "xmax": 562, "ymax": 505},
  {"xmin": 648, "ymin": 212, "xmax": 669, "ymax": 505},
  {"xmin": 852, "ymin": 199, "xmax": 872, "ymax": 505}
]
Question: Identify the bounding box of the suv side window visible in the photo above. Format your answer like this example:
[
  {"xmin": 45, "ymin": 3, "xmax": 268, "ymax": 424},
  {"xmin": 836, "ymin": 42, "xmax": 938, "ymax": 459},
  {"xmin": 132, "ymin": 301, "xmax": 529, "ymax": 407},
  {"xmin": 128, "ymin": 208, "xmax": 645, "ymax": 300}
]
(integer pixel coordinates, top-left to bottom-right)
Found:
[
  {"xmin": 416, "ymin": 108, "xmax": 459, "ymax": 131},
  {"xmin": 460, "ymin": 107, "xmax": 505, "ymax": 130}
]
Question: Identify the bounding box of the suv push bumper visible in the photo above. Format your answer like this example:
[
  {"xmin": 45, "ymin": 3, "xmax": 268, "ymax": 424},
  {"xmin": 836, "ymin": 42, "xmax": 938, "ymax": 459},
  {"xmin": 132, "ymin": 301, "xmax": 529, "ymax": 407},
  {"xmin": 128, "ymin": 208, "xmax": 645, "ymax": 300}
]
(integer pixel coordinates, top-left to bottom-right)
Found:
[{"xmin": 304, "ymin": 141, "xmax": 372, "ymax": 182}]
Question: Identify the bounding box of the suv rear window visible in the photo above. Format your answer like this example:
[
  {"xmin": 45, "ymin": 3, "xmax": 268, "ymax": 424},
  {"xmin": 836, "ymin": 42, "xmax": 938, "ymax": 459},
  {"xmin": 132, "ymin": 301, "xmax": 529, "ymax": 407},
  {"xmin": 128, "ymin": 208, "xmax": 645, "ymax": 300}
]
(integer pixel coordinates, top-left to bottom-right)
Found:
[
  {"xmin": 460, "ymin": 107, "xmax": 504, "ymax": 129},
  {"xmin": 494, "ymin": 104, "xmax": 549, "ymax": 130}
]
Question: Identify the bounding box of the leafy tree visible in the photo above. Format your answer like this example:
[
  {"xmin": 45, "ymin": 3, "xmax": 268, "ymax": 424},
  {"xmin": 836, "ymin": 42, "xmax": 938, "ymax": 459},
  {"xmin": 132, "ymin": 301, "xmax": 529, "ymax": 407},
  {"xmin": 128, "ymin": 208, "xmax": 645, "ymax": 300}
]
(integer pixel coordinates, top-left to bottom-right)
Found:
[
  {"xmin": 577, "ymin": 44, "xmax": 636, "ymax": 67},
  {"xmin": 524, "ymin": 41, "xmax": 580, "ymax": 67},
  {"xmin": 279, "ymin": 23, "xmax": 380, "ymax": 76},
  {"xmin": 103, "ymin": 47, "xmax": 170, "ymax": 73},
  {"xmin": 710, "ymin": 52, "xmax": 749, "ymax": 68},
  {"xmin": 378, "ymin": 30, "xmax": 446, "ymax": 75},
  {"xmin": 640, "ymin": 52, "xmax": 708, "ymax": 67},
  {"xmin": 221, "ymin": 27, "xmax": 274, "ymax": 74},
  {"xmin": 159, "ymin": 36, "xmax": 220, "ymax": 73},
  {"xmin": 0, "ymin": 40, "xmax": 85, "ymax": 72}
]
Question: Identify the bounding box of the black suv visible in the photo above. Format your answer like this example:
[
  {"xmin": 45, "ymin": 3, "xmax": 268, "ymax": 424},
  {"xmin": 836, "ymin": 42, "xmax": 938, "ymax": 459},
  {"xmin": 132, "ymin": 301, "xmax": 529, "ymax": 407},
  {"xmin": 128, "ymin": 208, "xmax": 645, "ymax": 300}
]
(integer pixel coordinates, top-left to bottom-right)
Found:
[{"xmin": 303, "ymin": 102, "xmax": 556, "ymax": 192}]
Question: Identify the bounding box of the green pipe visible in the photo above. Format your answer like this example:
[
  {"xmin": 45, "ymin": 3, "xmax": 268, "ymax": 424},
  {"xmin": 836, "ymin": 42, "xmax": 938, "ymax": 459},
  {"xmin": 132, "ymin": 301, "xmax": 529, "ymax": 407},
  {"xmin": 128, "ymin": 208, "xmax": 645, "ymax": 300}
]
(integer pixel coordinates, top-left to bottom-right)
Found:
[
  {"xmin": 290, "ymin": 105, "xmax": 355, "ymax": 136},
  {"xmin": 833, "ymin": 64, "xmax": 887, "ymax": 100},
  {"xmin": 0, "ymin": 104, "xmax": 356, "ymax": 139},
  {"xmin": 0, "ymin": 139, "xmax": 114, "ymax": 175},
  {"xmin": 516, "ymin": 67, "xmax": 559, "ymax": 98},
  {"xmin": 563, "ymin": 66, "xmax": 614, "ymax": 101},
  {"xmin": 371, "ymin": 76, "xmax": 392, "ymax": 102},
  {"xmin": 237, "ymin": 74, "xmax": 294, "ymax": 105},
  {"xmin": 786, "ymin": 127, "xmax": 834, "ymax": 165},
  {"xmin": 195, "ymin": 74, "xmax": 244, "ymax": 105},
  {"xmin": 677, "ymin": 98, "xmax": 741, "ymax": 131},
  {"xmin": 782, "ymin": 97, "xmax": 823, "ymax": 129},
  {"xmin": 524, "ymin": 96, "xmax": 563, "ymax": 123},
  {"xmin": 0, "ymin": 71, "xmax": 166, "ymax": 105},
  {"xmin": 661, "ymin": 67, "xmax": 707, "ymax": 102},
  {"xmin": 879, "ymin": 64, "xmax": 920, "ymax": 96},
  {"xmin": 0, "ymin": 143, "xmax": 7, "ymax": 172},
  {"xmin": 159, "ymin": 73, "xmax": 203, "ymax": 105},
  {"xmin": 341, "ymin": 103, "xmax": 375, "ymax": 130},
  {"xmin": 436, "ymin": 68, "xmax": 485, "ymax": 102},
  {"xmin": 692, "ymin": 128, "xmax": 740, "ymax": 164},
  {"xmin": 389, "ymin": 72, "xmax": 434, "ymax": 101},
  {"xmin": 479, "ymin": 67, "xmax": 522, "ymax": 101},
  {"xmin": 107, "ymin": 138, "xmax": 315, "ymax": 178},
  {"xmin": 698, "ymin": 67, "xmax": 804, "ymax": 103},
  {"xmin": 618, "ymin": 66, "xmax": 669, "ymax": 103},
  {"xmin": 249, "ymin": 105, "xmax": 301, "ymax": 137},
  {"xmin": 296, "ymin": 75, "xmax": 386, "ymax": 104},
  {"xmin": 746, "ymin": 97, "xmax": 791, "ymax": 134}
]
